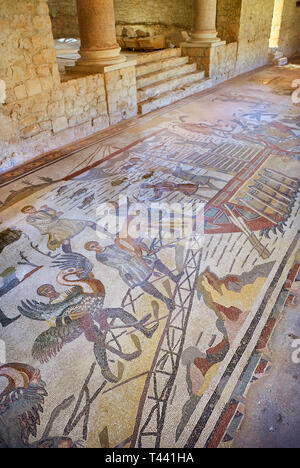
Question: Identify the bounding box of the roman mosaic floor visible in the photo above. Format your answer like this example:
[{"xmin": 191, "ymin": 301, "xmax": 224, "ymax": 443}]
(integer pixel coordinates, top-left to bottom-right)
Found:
[{"xmin": 0, "ymin": 64, "xmax": 299, "ymax": 448}]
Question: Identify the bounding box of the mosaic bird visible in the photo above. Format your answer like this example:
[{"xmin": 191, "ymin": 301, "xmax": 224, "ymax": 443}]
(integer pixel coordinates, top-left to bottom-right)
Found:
[
  {"xmin": 18, "ymin": 285, "xmax": 84, "ymax": 322},
  {"xmin": 52, "ymin": 252, "xmax": 93, "ymax": 279},
  {"xmin": 18, "ymin": 268, "xmax": 106, "ymax": 363}
]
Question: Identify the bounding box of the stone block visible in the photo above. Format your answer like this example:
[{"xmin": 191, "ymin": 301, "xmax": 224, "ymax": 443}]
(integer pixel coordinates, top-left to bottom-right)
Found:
[
  {"xmin": 50, "ymin": 89, "xmax": 64, "ymax": 101},
  {"xmin": 0, "ymin": 80, "xmax": 6, "ymax": 104},
  {"xmin": 40, "ymin": 76, "xmax": 53, "ymax": 92},
  {"xmin": 37, "ymin": 65, "xmax": 51, "ymax": 77},
  {"xmin": 63, "ymin": 85, "xmax": 76, "ymax": 98},
  {"xmin": 21, "ymin": 124, "xmax": 40, "ymax": 139},
  {"xmin": 39, "ymin": 120, "xmax": 52, "ymax": 131},
  {"xmin": 14, "ymin": 84, "xmax": 27, "ymax": 100},
  {"xmin": 48, "ymin": 100, "xmax": 65, "ymax": 118},
  {"xmin": 42, "ymin": 48, "xmax": 57, "ymax": 64},
  {"xmin": 26, "ymin": 79, "xmax": 42, "ymax": 96},
  {"xmin": 122, "ymin": 27, "xmax": 136, "ymax": 38},
  {"xmin": 31, "ymin": 35, "xmax": 43, "ymax": 49},
  {"xmin": 52, "ymin": 116, "xmax": 68, "ymax": 134},
  {"xmin": 12, "ymin": 66, "xmax": 24, "ymax": 83},
  {"xmin": 96, "ymin": 101, "xmax": 108, "ymax": 115},
  {"xmin": 68, "ymin": 116, "xmax": 78, "ymax": 128},
  {"xmin": 20, "ymin": 114, "xmax": 36, "ymax": 128}
]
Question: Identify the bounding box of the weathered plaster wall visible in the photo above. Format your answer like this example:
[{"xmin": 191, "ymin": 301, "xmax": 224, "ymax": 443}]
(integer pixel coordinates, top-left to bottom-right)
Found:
[
  {"xmin": 48, "ymin": 0, "xmax": 79, "ymax": 38},
  {"xmin": 270, "ymin": 0, "xmax": 285, "ymax": 49},
  {"xmin": 48, "ymin": 0, "xmax": 194, "ymax": 38},
  {"xmin": 217, "ymin": 0, "xmax": 242, "ymax": 43},
  {"xmin": 278, "ymin": 0, "xmax": 300, "ymax": 57},
  {"xmin": 235, "ymin": 0, "xmax": 275, "ymax": 74},
  {"xmin": 114, "ymin": 0, "xmax": 193, "ymax": 34},
  {"xmin": 0, "ymin": 0, "xmax": 137, "ymax": 173}
]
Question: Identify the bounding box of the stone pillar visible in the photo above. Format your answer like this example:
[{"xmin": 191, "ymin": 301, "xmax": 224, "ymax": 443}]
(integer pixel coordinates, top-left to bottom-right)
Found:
[
  {"xmin": 74, "ymin": 0, "xmax": 126, "ymax": 71},
  {"xmin": 190, "ymin": 0, "xmax": 220, "ymax": 45}
]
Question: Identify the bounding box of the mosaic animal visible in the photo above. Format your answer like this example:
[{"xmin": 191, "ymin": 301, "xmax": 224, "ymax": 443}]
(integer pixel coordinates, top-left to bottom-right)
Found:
[
  {"xmin": 79, "ymin": 194, "xmax": 95, "ymax": 209},
  {"xmin": 56, "ymin": 185, "xmax": 68, "ymax": 196},
  {"xmin": 70, "ymin": 188, "xmax": 88, "ymax": 199},
  {"xmin": 21, "ymin": 205, "xmax": 98, "ymax": 253},
  {"xmin": 0, "ymin": 363, "xmax": 75, "ymax": 448}
]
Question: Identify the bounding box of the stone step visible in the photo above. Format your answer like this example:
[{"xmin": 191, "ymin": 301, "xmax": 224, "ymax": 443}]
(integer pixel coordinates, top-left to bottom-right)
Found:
[
  {"xmin": 138, "ymin": 78, "xmax": 213, "ymax": 115},
  {"xmin": 135, "ymin": 48, "xmax": 182, "ymax": 66},
  {"xmin": 137, "ymin": 70, "xmax": 205, "ymax": 102},
  {"xmin": 136, "ymin": 56, "xmax": 189, "ymax": 78},
  {"xmin": 137, "ymin": 62, "xmax": 197, "ymax": 89}
]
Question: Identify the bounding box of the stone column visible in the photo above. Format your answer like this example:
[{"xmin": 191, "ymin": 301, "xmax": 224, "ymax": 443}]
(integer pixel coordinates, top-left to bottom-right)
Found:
[
  {"xmin": 75, "ymin": 0, "xmax": 126, "ymax": 71},
  {"xmin": 190, "ymin": 0, "xmax": 220, "ymax": 44},
  {"xmin": 181, "ymin": 0, "xmax": 226, "ymax": 79}
]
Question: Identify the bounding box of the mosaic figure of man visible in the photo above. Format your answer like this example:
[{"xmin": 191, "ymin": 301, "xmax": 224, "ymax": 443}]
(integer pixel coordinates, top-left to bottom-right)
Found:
[{"xmin": 85, "ymin": 240, "xmax": 182, "ymax": 311}]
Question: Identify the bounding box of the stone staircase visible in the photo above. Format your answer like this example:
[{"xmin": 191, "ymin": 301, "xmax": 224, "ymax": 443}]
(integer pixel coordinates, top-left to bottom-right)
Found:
[{"xmin": 135, "ymin": 48, "xmax": 212, "ymax": 115}]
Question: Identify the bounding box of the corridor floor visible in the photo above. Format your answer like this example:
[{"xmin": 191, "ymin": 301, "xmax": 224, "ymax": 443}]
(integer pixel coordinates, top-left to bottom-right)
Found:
[{"xmin": 0, "ymin": 64, "xmax": 299, "ymax": 448}]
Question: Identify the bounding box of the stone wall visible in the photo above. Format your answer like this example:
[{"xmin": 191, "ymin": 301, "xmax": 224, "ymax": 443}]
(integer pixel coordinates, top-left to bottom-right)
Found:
[
  {"xmin": 181, "ymin": 41, "xmax": 239, "ymax": 84},
  {"xmin": 47, "ymin": 0, "xmax": 300, "ymax": 58},
  {"xmin": 0, "ymin": 0, "xmax": 136, "ymax": 173},
  {"xmin": 104, "ymin": 66, "xmax": 137, "ymax": 125},
  {"xmin": 1, "ymin": 0, "xmax": 299, "ymax": 174},
  {"xmin": 208, "ymin": 42, "xmax": 239, "ymax": 81},
  {"xmin": 278, "ymin": 0, "xmax": 300, "ymax": 57},
  {"xmin": 48, "ymin": 0, "xmax": 79, "ymax": 38}
]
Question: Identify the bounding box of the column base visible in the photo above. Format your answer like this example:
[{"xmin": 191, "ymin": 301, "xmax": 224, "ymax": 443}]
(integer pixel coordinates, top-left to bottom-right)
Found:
[
  {"xmin": 182, "ymin": 40, "xmax": 226, "ymax": 48},
  {"xmin": 191, "ymin": 32, "xmax": 220, "ymax": 40},
  {"xmin": 67, "ymin": 47, "xmax": 127, "ymax": 73},
  {"xmin": 66, "ymin": 58, "xmax": 137, "ymax": 75}
]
